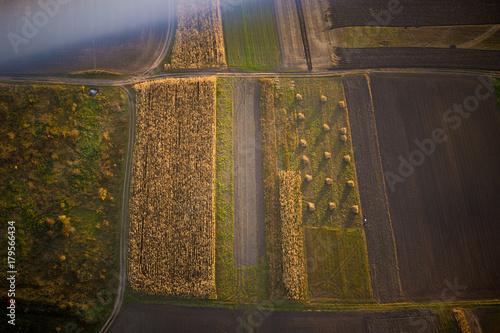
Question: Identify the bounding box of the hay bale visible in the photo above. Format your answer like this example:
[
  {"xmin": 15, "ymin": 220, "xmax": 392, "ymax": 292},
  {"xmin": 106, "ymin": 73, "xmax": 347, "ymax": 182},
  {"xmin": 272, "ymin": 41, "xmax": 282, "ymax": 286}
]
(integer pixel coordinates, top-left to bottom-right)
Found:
[
  {"xmin": 300, "ymin": 139, "xmax": 308, "ymax": 148},
  {"xmin": 301, "ymin": 155, "xmax": 310, "ymax": 165},
  {"xmin": 320, "ymin": 95, "xmax": 327, "ymax": 103},
  {"xmin": 340, "ymin": 135, "xmax": 347, "ymax": 142},
  {"xmin": 343, "ymin": 155, "xmax": 351, "ymax": 163},
  {"xmin": 329, "ymin": 202, "xmax": 336, "ymax": 210},
  {"xmin": 308, "ymin": 202, "xmax": 316, "ymax": 212},
  {"xmin": 296, "ymin": 93, "xmax": 303, "ymax": 101},
  {"xmin": 338, "ymin": 101, "xmax": 346, "ymax": 108},
  {"xmin": 298, "ymin": 113, "xmax": 305, "ymax": 121},
  {"xmin": 324, "ymin": 152, "xmax": 331, "ymax": 159},
  {"xmin": 325, "ymin": 178, "xmax": 333, "ymax": 185},
  {"xmin": 340, "ymin": 127, "xmax": 347, "ymax": 135},
  {"xmin": 347, "ymin": 180, "xmax": 355, "ymax": 187},
  {"xmin": 351, "ymin": 205, "xmax": 359, "ymax": 214},
  {"xmin": 322, "ymin": 124, "xmax": 330, "ymax": 132},
  {"xmin": 305, "ymin": 174, "xmax": 313, "ymax": 183}
]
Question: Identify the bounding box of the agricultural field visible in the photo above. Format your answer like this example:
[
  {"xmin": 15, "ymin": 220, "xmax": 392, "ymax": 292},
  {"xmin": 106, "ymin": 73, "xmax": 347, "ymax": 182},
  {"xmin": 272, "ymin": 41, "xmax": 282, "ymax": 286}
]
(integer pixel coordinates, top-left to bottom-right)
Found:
[
  {"xmin": 305, "ymin": 228, "xmax": 372, "ymax": 301},
  {"xmin": 165, "ymin": 0, "xmax": 226, "ymax": 70},
  {"xmin": 279, "ymin": 170, "xmax": 307, "ymax": 300},
  {"xmin": 259, "ymin": 77, "xmax": 372, "ymax": 301},
  {"xmin": 368, "ymin": 73, "xmax": 500, "ymax": 301},
  {"xmin": 273, "ymin": 0, "xmax": 308, "ymax": 71},
  {"xmin": 221, "ymin": 0, "xmax": 280, "ymax": 71},
  {"xmin": 342, "ymin": 74, "xmax": 402, "ymax": 303},
  {"xmin": 0, "ymin": 84, "xmax": 128, "ymax": 328},
  {"xmin": 301, "ymin": 0, "xmax": 335, "ymax": 70},
  {"xmin": 214, "ymin": 77, "xmax": 267, "ymax": 301},
  {"xmin": 332, "ymin": 47, "xmax": 500, "ymax": 71},
  {"xmin": 325, "ymin": 0, "xmax": 500, "ymax": 29},
  {"xmin": 128, "ymin": 78, "xmax": 217, "ymax": 298},
  {"xmin": 331, "ymin": 25, "xmax": 500, "ymax": 50}
]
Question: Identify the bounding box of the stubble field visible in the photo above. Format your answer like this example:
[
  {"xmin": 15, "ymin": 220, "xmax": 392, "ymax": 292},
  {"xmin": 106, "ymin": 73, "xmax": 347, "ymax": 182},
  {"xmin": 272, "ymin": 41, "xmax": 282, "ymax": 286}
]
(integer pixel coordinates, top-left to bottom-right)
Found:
[{"xmin": 128, "ymin": 77, "xmax": 217, "ymax": 298}]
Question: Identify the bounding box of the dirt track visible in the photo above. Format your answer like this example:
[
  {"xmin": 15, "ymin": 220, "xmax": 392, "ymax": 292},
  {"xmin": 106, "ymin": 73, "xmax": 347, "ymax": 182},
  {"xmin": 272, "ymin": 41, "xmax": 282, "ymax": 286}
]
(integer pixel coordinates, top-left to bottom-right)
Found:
[
  {"xmin": 274, "ymin": 0, "xmax": 308, "ymax": 71},
  {"xmin": 370, "ymin": 73, "xmax": 500, "ymax": 301},
  {"xmin": 333, "ymin": 47, "xmax": 500, "ymax": 71},
  {"xmin": 233, "ymin": 78, "xmax": 266, "ymax": 268},
  {"xmin": 325, "ymin": 0, "xmax": 500, "ymax": 28},
  {"xmin": 111, "ymin": 303, "xmax": 440, "ymax": 333},
  {"xmin": 342, "ymin": 75, "xmax": 402, "ymax": 303}
]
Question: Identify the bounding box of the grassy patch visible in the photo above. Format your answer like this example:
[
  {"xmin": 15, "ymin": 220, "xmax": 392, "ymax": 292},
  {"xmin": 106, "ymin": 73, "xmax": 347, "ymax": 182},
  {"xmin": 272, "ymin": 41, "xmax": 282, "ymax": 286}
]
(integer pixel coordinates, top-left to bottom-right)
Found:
[
  {"xmin": 493, "ymin": 77, "xmax": 500, "ymax": 108},
  {"xmin": 215, "ymin": 78, "xmax": 267, "ymax": 301},
  {"xmin": 222, "ymin": 0, "xmax": 280, "ymax": 71},
  {"xmin": 65, "ymin": 70, "xmax": 127, "ymax": 80},
  {"xmin": 275, "ymin": 77, "xmax": 361, "ymax": 228},
  {"xmin": 335, "ymin": 25, "xmax": 500, "ymax": 50},
  {"xmin": 0, "ymin": 84, "xmax": 128, "ymax": 326},
  {"xmin": 304, "ymin": 228, "xmax": 372, "ymax": 301}
]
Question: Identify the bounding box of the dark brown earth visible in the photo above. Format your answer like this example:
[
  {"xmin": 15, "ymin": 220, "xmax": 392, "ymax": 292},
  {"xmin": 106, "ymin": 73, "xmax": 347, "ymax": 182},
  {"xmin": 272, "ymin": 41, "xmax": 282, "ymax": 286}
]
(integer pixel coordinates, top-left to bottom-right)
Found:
[
  {"xmin": 233, "ymin": 78, "xmax": 266, "ymax": 268},
  {"xmin": 342, "ymin": 74, "xmax": 403, "ymax": 303},
  {"xmin": 110, "ymin": 303, "xmax": 440, "ymax": 333},
  {"xmin": 370, "ymin": 73, "xmax": 500, "ymax": 301},
  {"xmin": 326, "ymin": 0, "xmax": 500, "ymax": 29},
  {"xmin": 333, "ymin": 47, "xmax": 500, "ymax": 71}
]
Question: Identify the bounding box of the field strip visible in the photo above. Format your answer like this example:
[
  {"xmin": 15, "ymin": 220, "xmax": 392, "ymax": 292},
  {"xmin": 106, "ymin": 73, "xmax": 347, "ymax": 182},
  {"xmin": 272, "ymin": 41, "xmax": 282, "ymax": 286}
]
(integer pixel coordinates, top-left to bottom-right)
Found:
[
  {"xmin": 233, "ymin": 78, "xmax": 265, "ymax": 268},
  {"xmin": 342, "ymin": 74, "xmax": 403, "ymax": 303},
  {"xmin": 458, "ymin": 25, "xmax": 500, "ymax": 48}
]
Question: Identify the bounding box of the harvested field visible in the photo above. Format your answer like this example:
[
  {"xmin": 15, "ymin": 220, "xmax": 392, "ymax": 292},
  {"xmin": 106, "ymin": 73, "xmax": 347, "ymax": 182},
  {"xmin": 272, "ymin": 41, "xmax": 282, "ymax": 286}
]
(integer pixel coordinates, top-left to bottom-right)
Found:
[
  {"xmin": 222, "ymin": 0, "xmax": 280, "ymax": 70},
  {"xmin": 366, "ymin": 312, "xmax": 439, "ymax": 333},
  {"xmin": 369, "ymin": 73, "xmax": 500, "ymax": 301},
  {"xmin": 128, "ymin": 77, "xmax": 217, "ymax": 298},
  {"xmin": 331, "ymin": 25, "xmax": 500, "ymax": 50},
  {"xmin": 333, "ymin": 47, "xmax": 500, "ymax": 71},
  {"xmin": 325, "ymin": 0, "xmax": 500, "ymax": 29},
  {"xmin": 260, "ymin": 77, "xmax": 372, "ymax": 302},
  {"xmin": 274, "ymin": 0, "xmax": 308, "ymax": 71},
  {"xmin": 279, "ymin": 170, "xmax": 307, "ymax": 300},
  {"xmin": 110, "ymin": 304, "xmax": 442, "ymax": 333},
  {"xmin": 165, "ymin": 0, "xmax": 226, "ymax": 70},
  {"xmin": 301, "ymin": 0, "xmax": 335, "ymax": 70},
  {"xmin": 342, "ymin": 74, "xmax": 402, "ymax": 303},
  {"xmin": 305, "ymin": 228, "xmax": 372, "ymax": 301}
]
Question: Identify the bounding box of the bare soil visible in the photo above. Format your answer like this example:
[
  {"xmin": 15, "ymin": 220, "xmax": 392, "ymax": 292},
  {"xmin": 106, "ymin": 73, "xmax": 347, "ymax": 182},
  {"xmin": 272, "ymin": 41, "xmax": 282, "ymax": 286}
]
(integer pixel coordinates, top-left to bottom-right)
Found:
[
  {"xmin": 342, "ymin": 74, "xmax": 403, "ymax": 303},
  {"xmin": 233, "ymin": 78, "xmax": 266, "ymax": 268},
  {"xmin": 111, "ymin": 304, "xmax": 442, "ymax": 333},
  {"xmin": 301, "ymin": 0, "xmax": 335, "ymax": 70},
  {"xmin": 325, "ymin": 0, "xmax": 500, "ymax": 29},
  {"xmin": 370, "ymin": 72, "xmax": 500, "ymax": 301},
  {"xmin": 333, "ymin": 47, "xmax": 500, "ymax": 71},
  {"xmin": 274, "ymin": 0, "xmax": 308, "ymax": 71}
]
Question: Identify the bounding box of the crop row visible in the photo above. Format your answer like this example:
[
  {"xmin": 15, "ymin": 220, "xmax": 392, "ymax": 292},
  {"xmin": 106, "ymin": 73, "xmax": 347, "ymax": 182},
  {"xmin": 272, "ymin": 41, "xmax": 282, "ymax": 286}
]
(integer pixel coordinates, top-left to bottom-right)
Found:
[{"xmin": 128, "ymin": 77, "xmax": 217, "ymax": 298}]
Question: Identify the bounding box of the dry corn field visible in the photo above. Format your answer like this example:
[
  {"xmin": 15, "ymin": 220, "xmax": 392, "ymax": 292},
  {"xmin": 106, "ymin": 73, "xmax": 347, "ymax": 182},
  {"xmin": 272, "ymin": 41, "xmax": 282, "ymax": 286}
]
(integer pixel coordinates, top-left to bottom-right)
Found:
[
  {"xmin": 165, "ymin": 0, "xmax": 226, "ymax": 70},
  {"xmin": 128, "ymin": 77, "xmax": 217, "ymax": 298},
  {"xmin": 279, "ymin": 170, "xmax": 307, "ymax": 300}
]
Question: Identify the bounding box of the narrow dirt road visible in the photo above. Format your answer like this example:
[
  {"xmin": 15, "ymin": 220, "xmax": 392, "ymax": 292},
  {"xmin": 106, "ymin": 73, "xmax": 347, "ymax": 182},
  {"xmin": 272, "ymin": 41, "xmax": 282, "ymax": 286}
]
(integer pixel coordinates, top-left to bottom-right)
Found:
[{"xmin": 233, "ymin": 78, "xmax": 266, "ymax": 268}]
